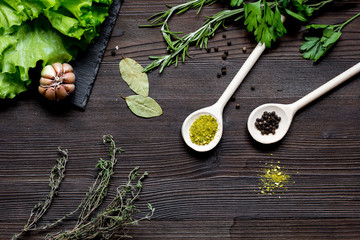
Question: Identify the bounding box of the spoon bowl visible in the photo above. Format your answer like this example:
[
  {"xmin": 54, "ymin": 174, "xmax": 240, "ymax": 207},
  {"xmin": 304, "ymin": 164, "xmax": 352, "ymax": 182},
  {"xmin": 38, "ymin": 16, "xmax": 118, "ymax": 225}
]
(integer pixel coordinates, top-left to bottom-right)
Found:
[
  {"xmin": 181, "ymin": 105, "xmax": 223, "ymax": 152},
  {"xmin": 247, "ymin": 103, "xmax": 295, "ymax": 144}
]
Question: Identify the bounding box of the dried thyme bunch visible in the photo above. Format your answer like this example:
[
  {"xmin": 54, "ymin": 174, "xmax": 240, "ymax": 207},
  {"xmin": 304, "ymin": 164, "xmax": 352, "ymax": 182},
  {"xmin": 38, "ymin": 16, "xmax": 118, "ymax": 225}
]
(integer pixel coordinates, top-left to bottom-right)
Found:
[
  {"xmin": 13, "ymin": 135, "xmax": 154, "ymax": 240},
  {"xmin": 47, "ymin": 167, "xmax": 154, "ymax": 240},
  {"xmin": 13, "ymin": 148, "xmax": 69, "ymax": 240}
]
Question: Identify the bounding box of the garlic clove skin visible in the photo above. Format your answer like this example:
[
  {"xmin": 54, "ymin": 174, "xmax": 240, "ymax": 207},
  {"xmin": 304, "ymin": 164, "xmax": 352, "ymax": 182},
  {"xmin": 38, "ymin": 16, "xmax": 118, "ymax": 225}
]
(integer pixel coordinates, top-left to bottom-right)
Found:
[
  {"xmin": 55, "ymin": 85, "xmax": 68, "ymax": 100},
  {"xmin": 62, "ymin": 63, "xmax": 73, "ymax": 73},
  {"xmin": 41, "ymin": 65, "xmax": 56, "ymax": 79},
  {"xmin": 38, "ymin": 86, "xmax": 47, "ymax": 96},
  {"xmin": 63, "ymin": 84, "xmax": 75, "ymax": 94},
  {"xmin": 40, "ymin": 77, "xmax": 55, "ymax": 86},
  {"xmin": 45, "ymin": 87, "xmax": 56, "ymax": 101},
  {"xmin": 52, "ymin": 63, "xmax": 63, "ymax": 76},
  {"xmin": 62, "ymin": 72, "xmax": 75, "ymax": 84}
]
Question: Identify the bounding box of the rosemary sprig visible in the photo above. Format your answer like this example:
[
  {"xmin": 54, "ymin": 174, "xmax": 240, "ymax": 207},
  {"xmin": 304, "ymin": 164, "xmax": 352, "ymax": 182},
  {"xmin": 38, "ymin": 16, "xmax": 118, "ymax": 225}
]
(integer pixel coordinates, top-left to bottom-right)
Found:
[
  {"xmin": 12, "ymin": 148, "xmax": 69, "ymax": 240},
  {"xmin": 143, "ymin": 8, "xmax": 245, "ymax": 73}
]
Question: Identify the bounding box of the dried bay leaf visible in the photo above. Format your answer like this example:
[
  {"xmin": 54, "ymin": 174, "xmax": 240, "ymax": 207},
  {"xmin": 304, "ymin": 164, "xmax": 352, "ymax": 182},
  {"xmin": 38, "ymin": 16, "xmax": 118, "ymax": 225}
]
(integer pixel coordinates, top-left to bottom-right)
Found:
[
  {"xmin": 125, "ymin": 95, "xmax": 162, "ymax": 118},
  {"xmin": 119, "ymin": 58, "xmax": 149, "ymax": 96}
]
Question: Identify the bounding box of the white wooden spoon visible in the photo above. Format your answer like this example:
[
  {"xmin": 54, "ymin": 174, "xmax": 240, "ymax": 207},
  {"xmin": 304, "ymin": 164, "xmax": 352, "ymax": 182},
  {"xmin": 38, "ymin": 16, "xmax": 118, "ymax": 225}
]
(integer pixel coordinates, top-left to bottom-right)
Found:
[
  {"xmin": 247, "ymin": 62, "xmax": 360, "ymax": 144},
  {"xmin": 181, "ymin": 41, "xmax": 267, "ymax": 152}
]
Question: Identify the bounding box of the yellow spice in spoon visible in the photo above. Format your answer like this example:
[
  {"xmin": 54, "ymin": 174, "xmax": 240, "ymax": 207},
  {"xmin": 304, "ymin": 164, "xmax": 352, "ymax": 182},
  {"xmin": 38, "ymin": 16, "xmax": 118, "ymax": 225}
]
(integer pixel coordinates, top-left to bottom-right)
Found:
[{"xmin": 189, "ymin": 115, "xmax": 218, "ymax": 145}]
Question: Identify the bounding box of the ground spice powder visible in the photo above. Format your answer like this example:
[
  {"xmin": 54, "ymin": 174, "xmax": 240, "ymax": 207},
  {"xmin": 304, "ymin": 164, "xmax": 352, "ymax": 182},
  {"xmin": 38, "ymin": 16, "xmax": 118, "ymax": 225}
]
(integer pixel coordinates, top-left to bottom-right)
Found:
[
  {"xmin": 259, "ymin": 162, "xmax": 290, "ymax": 195},
  {"xmin": 189, "ymin": 115, "xmax": 218, "ymax": 145}
]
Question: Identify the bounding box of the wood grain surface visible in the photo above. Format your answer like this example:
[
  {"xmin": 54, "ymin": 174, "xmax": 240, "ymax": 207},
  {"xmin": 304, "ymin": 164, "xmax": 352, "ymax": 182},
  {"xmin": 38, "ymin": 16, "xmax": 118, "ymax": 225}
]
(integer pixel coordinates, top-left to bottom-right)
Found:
[{"xmin": 1, "ymin": 0, "xmax": 360, "ymax": 239}]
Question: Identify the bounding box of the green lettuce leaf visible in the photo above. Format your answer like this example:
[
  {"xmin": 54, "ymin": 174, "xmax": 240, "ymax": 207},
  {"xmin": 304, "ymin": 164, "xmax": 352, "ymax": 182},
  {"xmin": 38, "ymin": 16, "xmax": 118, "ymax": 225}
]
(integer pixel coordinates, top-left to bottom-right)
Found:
[
  {"xmin": 0, "ymin": 72, "xmax": 28, "ymax": 99},
  {"xmin": 44, "ymin": 0, "xmax": 110, "ymax": 43},
  {"xmin": 0, "ymin": 0, "xmax": 113, "ymax": 99},
  {"xmin": 1, "ymin": 17, "xmax": 75, "ymax": 81},
  {"xmin": 0, "ymin": 1, "xmax": 28, "ymax": 35}
]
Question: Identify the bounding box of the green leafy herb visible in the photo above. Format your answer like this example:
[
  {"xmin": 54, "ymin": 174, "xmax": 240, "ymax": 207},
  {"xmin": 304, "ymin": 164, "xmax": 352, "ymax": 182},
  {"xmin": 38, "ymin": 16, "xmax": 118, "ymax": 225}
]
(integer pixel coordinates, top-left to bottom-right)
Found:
[
  {"xmin": 13, "ymin": 135, "xmax": 154, "ymax": 240},
  {"xmin": 300, "ymin": 12, "xmax": 360, "ymax": 62},
  {"xmin": 230, "ymin": 0, "xmax": 243, "ymax": 8},
  {"xmin": 13, "ymin": 148, "xmax": 69, "ymax": 240},
  {"xmin": 124, "ymin": 95, "xmax": 163, "ymax": 118},
  {"xmin": 119, "ymin": 58, "xmax": 149, "ymax": 97},
  {"xmin": 244, "ymin": 0, "xmax": 286, "ymax": 48},
  {"xmin": 141, "ymin": 0, "xmax": 336, "ymax": 73}
]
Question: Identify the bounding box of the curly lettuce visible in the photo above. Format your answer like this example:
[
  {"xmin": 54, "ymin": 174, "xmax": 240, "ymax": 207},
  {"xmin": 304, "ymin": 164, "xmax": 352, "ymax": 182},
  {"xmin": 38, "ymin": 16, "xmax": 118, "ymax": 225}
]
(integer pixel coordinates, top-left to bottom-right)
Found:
[{"xmin": 0, "ymin": 0, "xmax": 113, "ymax": 99}]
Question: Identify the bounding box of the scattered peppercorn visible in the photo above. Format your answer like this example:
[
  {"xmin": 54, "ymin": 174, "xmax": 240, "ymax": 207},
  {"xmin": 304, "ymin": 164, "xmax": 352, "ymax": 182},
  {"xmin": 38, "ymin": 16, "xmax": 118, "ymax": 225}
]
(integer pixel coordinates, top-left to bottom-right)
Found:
[
  {"xmin": 227, "ymin": 40, "xmax": 232, "ymax": 46},
  {"xmin": 221, "ymin": 66, "xmax": 227, "ymax": 75},
  {"xmin": 222, "ymin": 34, "xmax": 226, "ymax": 38},
  {"xmin": 251, "ymin": 85, "xmax": 255, "ymax": 91},
  {"xmin": 224, "ymin": 50, "xmax": 229, "ymax": 56},
  {"xmin": 230, "ymin": 96, "xmax": 236, "ymax": 101},
  {"xmin": 111, "ymin": 50, "xmax": 116, "ymax": 56},
  {"xmin": 222, "ymin": 54, "xmax": 227, "ymax": 60},
  {"xmin": 255, "ymin": 111, "xmax": 281, "ymax": 135},
  {"xmin": 236, "ymin": 103, "xmax": 240, "ymax": 109},
  {"xmin": 217, "ymin": 73, "xmax": 221, "ymax": 78},
  {"xmin": 206, "ymin": 48, "xmax": 211, "ymax": 53},
  {"xmin": 214, "ymin": 47, "xmax": 219, "ymax": 52},
  {"xmin": 242, "ymin": 47, "xmax": 247, "ymax": 53}
]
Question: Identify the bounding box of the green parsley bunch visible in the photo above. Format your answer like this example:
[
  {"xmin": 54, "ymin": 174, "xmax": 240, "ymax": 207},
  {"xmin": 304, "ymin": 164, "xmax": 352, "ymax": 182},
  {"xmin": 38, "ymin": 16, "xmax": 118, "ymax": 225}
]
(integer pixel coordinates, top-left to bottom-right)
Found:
[{"xmin": 142, "ymin": 0, "xmax": 359, "ymax": 73}]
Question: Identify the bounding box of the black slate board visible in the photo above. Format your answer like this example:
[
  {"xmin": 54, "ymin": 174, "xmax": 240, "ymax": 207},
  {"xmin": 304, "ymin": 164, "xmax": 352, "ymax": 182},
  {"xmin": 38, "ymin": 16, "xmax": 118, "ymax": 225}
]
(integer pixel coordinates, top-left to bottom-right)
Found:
[{"xmin": 70, "ymin": 0, "xmax": 122, "ymax": 110}]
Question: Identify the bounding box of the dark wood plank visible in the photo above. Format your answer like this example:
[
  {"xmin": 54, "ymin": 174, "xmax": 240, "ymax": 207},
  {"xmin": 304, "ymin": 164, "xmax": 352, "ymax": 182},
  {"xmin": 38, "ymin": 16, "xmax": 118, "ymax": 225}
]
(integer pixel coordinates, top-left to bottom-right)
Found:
[{"xmin": 0, "ymin": 0, "xmax": 359, "ymax": 239}]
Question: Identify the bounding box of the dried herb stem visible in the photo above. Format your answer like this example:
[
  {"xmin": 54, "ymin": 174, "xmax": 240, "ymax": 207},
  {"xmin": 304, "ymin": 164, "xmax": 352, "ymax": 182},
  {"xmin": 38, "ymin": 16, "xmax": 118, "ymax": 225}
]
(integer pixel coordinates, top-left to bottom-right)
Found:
[
  {"xmin": 12, "ymin": 148, "xmax": 69, "ymax": 240},
  {"xmin": 47, "ymin": 167, "xmax": 154, "ymax": 240},
  {"xmin": 76, "ymin": 135, "xmax": 123, "ymax": 226},
  {"xmin": 14, "ymin": 135, "xmax": 154, "ymax": 240}
]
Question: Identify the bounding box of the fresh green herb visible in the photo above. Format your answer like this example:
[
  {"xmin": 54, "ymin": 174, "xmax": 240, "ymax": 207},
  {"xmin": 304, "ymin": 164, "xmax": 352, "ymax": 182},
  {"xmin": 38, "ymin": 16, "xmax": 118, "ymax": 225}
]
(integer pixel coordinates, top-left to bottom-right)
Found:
[
  {"xmin": 244, "ymin": 0, "xmax": 286, "ymax": 48},
  {"xmin": 119, "ymin": 58, "xmax": 149, "ymax": 97},
  {"xmin": 300, "ymin": 12, "xmax": 360, "ymax": 62},
  {"xmin": 13, "ymin": 135, "xmax": 154, "ymax": 240},
  {"xmin": 141, "ymin": 0, "xmax": 339, "ymax": 73},
  {"xmin": 123, "ymin": 95, "xmax": 163, "ymax": 118},
  {"xmin": 230, "ymin": 0, "xmax": 243, "ymax": 8},
  {"xmin": 142, "ymin": 7, "xmax": 245, "ymax": 73},
  {"xmin": 12, "ymin": 148, "xmax": 69, "ymax": 240}
]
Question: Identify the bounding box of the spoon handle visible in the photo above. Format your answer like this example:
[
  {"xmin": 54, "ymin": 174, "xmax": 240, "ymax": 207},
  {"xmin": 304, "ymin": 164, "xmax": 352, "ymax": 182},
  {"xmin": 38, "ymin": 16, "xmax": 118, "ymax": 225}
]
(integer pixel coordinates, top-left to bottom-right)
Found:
[
  {"xmin": 215, "ymin": 41, "xmax": 266, "ymax": 109},
  {"xmin": 215, "ymin": 15, "xmax": 286, "ymax": 110},
  {"xmin": 291, "ymin": 62, "xmax": 360, "ymax": 112}
]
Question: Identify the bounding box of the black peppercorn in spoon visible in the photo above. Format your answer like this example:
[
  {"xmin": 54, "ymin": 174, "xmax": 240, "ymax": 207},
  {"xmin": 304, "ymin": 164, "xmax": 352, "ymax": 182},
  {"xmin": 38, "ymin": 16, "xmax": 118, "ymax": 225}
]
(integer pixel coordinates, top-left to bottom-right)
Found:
[{"xmin": 247, "ymin": 62, "xmax": 360, "ymax": 144}]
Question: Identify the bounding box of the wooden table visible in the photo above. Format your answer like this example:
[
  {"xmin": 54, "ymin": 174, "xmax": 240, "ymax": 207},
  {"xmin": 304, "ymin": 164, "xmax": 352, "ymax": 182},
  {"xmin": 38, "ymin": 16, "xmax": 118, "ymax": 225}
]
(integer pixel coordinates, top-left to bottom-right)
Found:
[{"xmin": 1, "ymin": 1, "xmax": 360, "ymax": 239}]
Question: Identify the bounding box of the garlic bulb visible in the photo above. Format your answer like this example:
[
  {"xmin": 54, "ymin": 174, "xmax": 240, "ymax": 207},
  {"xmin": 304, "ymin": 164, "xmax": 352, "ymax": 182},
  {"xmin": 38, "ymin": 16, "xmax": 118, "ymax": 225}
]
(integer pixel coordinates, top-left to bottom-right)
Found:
[{"xmin": 38, "ymin": 63, "xmax": 75, "ymax": 101}]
